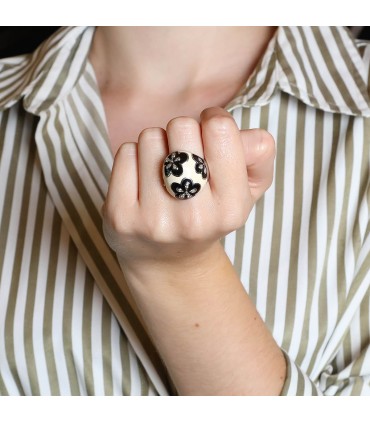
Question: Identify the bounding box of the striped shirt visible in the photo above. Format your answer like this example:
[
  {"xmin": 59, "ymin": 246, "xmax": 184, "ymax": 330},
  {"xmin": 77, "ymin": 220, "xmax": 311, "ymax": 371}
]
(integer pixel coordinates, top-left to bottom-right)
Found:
[{"xmin": 0, "ymin": 26, "xmax": 370, "ymax": 396}]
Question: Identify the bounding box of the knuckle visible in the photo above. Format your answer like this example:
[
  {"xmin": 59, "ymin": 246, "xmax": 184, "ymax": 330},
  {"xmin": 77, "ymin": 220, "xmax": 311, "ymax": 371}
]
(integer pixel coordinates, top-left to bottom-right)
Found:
[
  {"xmin": 167, "ymin": 116, "xmax": 198, "ymax": 131},
  {"xmin": 141, "ymin": 211, "xmax": 172, "ymax": 244},
  {"xmin": 115, "ymin": 141, "xmax": 137, "ymax": 159},
  {"xmin": 204, "ymin": 114, "xmax": 236, "ymax": 136},
  {"xmin": 178, "ymin": 208, "xmax": 208, "ymax": 242},
  {"xmin": 104, "ymin": 203, "xmax": 129, "ymax": 235},
  {"xmin": 138, "ymin": 127, "xmax": 165, "ymax": 142},
  {"xmin": 144, "ymin": 207, "xmax": 212, "ymax": 244},
  {"xmin": 258, "ymin": 129, "xmax": 276, "ymax": 159},
  {"xmin": 220, "ymin": 201, "xmax": 250, "ymax": 233},
  {"xmin": 145, "ymin": 225, "xmax": 167, "ymax": 244},
  {"xmin": 266, "ymin": 168, "xmax": 275, "ymax": 189},
  {"xmin": 221, "ymin": 214, "xmax": 242, "ymax": 233}
]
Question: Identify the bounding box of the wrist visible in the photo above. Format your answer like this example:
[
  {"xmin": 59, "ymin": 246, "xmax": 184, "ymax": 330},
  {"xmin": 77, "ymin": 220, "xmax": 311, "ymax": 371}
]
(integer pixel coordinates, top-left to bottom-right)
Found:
[{"xmin": 117, "ymin": 239, "xmax": 226, "ymax": 289}]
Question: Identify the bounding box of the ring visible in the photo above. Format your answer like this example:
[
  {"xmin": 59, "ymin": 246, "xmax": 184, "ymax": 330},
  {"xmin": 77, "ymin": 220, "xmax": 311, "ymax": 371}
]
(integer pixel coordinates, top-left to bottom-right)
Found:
[{"xmin": 162, "ymin": 150, "xmax": 209, "ymax": 200}]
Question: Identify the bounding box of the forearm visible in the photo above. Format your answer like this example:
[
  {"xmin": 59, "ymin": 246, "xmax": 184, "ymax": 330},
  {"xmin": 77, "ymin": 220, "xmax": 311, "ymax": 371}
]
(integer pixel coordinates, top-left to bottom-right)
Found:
[{"xmin": 119, "ymin": 241, "xmax": 286, "ymax": 396}]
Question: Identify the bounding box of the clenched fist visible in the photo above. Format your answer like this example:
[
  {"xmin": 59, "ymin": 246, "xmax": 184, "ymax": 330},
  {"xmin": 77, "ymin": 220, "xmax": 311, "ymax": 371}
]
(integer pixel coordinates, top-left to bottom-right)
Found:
[{"xmin": 102, "ymin": 106, "xmax": 275, "ymax": 276}]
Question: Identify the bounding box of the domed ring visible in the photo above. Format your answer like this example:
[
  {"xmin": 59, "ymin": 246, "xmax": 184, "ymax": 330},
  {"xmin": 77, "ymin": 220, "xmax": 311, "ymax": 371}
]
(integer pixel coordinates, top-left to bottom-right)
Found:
[{"xmin": 162, "ymin": 150, "xmax": 209, "ymax": 200}]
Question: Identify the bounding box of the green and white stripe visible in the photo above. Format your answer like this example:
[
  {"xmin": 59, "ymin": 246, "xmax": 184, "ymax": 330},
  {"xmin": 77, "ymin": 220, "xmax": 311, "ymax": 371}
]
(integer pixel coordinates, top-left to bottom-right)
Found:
[{"xmin": 1, "ymin": 26, "xmax": 370, "ymax": 395}]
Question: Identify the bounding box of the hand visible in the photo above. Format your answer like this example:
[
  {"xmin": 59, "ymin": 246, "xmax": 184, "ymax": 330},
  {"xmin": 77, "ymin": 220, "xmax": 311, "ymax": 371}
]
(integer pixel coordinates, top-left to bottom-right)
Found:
[{"xmin": 102, "ymin": 107, "xmax": 275, "ymax": 276}]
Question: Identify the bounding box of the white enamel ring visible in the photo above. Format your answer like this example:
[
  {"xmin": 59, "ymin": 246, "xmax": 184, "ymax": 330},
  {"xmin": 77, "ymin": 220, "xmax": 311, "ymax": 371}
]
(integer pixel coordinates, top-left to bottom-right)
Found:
[{"xmin": 162, "ymin": 150, "xmax": 209, "ymax": 200}]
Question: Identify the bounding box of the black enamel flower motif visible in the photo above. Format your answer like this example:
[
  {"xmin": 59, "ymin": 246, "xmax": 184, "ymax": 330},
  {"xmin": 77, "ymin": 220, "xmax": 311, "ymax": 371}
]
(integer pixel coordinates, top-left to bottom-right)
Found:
[
  {"xmin": 192, "ymin": 154, "xmax": 208, "ymax": 179},
  {"xmin": 163, "ymin": 151, "xmax": 189, "ymax": 177},
  {"xmin": 171, "ymin": 178, "xmax": 201, "ymax": 200}
]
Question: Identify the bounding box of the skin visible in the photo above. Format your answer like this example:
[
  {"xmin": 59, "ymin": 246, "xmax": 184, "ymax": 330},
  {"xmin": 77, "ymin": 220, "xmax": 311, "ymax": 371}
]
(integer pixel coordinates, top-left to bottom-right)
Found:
[
  {"xmin": 89, "ymin": 26, "xmax": 277, "ymax": 154},
  {"xmin": 91, "ymin": 27, "xmax": 286, "ymax": 395}
]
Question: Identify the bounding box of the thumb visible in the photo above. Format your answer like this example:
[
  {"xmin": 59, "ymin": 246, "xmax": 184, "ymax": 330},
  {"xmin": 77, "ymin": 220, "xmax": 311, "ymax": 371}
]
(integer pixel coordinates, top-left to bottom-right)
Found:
[{"xmin": 240, "ymin": 128, "xmax": 276, "ymax": 202}]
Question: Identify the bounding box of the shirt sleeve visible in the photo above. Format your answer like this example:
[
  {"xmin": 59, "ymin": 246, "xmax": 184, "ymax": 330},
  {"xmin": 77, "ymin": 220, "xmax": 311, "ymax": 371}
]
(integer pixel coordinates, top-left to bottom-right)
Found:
[
  {"xmin": 280, "ymin": 349, "xmax": 322, "ymax": 395},
  {"xmin": 280, "ymin": 342, "xmax": 370, "ymax": 396}
]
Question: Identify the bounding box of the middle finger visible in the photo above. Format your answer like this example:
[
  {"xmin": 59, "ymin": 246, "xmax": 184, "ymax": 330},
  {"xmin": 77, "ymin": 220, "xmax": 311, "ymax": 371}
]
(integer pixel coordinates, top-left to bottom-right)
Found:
[{"xmin": 166, "ymin": 116, "xmax": 204, "ymax": 157}]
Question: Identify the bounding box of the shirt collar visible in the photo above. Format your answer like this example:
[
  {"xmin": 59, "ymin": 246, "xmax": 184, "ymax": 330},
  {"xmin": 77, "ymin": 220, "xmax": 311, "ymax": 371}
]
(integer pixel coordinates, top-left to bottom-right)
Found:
[
  {"xmin": 0, "ymin": 26, "xmax": 94, "ymax": 114},
  {"xmin": 225, "ymin": 26, "xmax": 370, "ymax": 117},
  {"xmin": 1, "ymin": 26, "xmax": 370, "ymax": 117}
]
